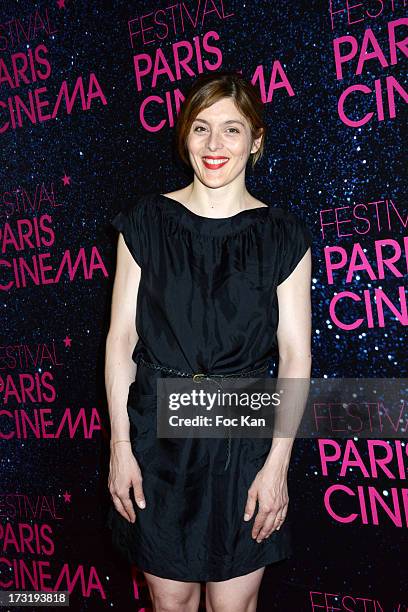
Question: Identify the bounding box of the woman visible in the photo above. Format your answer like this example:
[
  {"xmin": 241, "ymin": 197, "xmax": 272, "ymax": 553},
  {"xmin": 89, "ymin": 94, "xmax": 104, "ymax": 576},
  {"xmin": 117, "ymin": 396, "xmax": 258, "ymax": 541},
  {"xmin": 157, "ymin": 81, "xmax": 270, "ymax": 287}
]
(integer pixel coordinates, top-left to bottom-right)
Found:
[{"xmin": 105, "ymin": 71, "xmax": 313, "ymax": 612}]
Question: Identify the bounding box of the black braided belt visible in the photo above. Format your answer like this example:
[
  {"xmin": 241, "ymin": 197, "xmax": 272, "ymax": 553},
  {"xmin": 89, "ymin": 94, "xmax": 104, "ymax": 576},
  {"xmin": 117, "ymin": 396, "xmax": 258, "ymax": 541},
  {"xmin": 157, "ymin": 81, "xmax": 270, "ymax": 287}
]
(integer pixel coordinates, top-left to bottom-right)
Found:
[{"xmin": 136, "ymin": 355, "xmax": 270, "ymax": 379}]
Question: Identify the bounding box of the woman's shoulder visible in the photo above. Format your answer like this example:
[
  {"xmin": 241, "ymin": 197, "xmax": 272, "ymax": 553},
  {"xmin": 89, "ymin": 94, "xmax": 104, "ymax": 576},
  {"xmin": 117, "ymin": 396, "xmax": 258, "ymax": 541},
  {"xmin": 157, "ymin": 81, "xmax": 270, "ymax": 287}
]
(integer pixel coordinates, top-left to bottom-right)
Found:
[
  {"xmin": 110, "ymin": 192, "xmax": 158, "ymax": 235},
  {"xmin": 264, "ymin": 202, "xmax": 313, "ymax": 252},
  {"xmin": 244, "ymin": 194, "xmax": 304, "ymax": 223},
  {"xmin": 160, "ymin": 188, "xmax": 188, "ymax": 202}
]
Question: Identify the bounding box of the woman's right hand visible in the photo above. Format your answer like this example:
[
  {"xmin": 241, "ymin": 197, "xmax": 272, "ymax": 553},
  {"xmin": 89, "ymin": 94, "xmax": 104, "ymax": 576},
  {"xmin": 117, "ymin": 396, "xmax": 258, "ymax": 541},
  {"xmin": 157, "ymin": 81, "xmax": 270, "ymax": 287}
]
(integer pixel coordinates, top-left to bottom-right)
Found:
[{"xmin": 108, "ymin": 442, "xmax": 146, "ymax": 523}]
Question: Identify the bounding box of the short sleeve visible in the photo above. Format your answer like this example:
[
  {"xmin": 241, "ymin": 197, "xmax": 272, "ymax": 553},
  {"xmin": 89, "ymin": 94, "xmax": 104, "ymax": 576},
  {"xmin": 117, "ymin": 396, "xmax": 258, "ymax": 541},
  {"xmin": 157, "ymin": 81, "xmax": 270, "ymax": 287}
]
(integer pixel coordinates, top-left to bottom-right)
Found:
[
  {"xmin": 110, "ymin": 199, "xmax": 144, "ymax": 267},
  {"xmin": 277, "ymin": 211, "xmax": 313, "ymax": 285}
]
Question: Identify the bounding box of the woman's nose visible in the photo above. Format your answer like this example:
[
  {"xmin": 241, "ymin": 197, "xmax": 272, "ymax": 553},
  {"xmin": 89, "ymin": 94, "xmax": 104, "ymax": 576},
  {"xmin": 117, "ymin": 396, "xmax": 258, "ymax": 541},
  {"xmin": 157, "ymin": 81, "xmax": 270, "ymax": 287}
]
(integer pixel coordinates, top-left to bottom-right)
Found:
[{"xmin": 206, "ymin": 131, "xmax": 223, "ymax": 150}]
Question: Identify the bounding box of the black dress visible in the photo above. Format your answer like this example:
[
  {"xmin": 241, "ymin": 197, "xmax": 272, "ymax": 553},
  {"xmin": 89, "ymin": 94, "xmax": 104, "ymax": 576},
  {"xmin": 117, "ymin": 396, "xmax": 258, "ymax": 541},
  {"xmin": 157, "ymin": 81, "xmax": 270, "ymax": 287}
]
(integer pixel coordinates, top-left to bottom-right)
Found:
[{"xmin": 106, "ymin": 192, "xmax": 313, "ymax": 582}]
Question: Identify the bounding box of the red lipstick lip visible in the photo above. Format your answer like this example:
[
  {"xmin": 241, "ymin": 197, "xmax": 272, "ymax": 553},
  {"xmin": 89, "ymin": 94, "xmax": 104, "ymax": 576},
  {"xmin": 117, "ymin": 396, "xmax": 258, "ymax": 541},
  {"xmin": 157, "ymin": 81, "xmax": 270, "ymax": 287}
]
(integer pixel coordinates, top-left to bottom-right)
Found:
[
  {"xmin": 202, "ymin": 157, "xmax": 229, "ymax": 169},
  {"xmin": 202, "ymin": 156, "xmax": 229, "ymax": 160}
]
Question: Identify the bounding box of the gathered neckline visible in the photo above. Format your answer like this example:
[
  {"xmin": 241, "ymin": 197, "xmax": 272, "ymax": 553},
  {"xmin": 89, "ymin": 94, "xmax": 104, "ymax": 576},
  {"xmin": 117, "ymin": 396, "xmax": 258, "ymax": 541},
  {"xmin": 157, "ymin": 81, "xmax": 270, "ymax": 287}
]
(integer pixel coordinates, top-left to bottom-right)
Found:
[{"xmin": 158, "ymin": 193, "xmax": 270, "ymax": 221}]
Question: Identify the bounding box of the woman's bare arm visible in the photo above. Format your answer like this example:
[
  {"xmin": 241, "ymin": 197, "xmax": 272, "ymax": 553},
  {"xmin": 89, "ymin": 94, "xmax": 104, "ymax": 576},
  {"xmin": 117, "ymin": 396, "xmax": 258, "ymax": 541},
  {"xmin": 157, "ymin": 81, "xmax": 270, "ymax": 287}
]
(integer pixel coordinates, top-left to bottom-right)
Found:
[
  {"xmin": 106, "ymin": 234, "xmax": 146, "ymax": 522},
  {"xmin": 105, "ymin": 233, "xmax": 141, "ymax": 446},
  {"xmin": 263, "ymin": 246, "xmax": 312, "ymax": 468},
  {"xmin": 244, "ymin": 248, "xmax": 312, "ymax": 540}
]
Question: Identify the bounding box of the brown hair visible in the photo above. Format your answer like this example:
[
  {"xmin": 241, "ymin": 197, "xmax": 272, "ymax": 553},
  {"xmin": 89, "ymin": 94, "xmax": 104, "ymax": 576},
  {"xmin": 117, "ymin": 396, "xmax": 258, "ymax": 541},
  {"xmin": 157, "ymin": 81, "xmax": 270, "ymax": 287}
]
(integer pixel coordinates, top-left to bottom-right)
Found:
[{"xmin": 175, "ymin": 71, "xmax": 266, "ymax": 170}]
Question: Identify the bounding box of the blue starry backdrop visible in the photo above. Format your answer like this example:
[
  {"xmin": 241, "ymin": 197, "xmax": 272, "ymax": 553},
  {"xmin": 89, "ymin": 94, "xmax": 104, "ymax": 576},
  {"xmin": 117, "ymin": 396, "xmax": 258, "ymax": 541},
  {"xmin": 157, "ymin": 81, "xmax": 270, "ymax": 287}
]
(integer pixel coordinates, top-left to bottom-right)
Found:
[{"xmin": 1, "ymin": 0, "xmax": 407, "ymax": 610}]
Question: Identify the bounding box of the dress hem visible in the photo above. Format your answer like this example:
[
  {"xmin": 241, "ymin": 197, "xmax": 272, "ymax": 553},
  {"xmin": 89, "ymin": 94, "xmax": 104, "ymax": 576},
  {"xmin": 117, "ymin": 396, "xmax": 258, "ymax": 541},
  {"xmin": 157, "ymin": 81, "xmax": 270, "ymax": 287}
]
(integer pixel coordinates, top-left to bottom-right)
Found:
[{"xmin": 121, "ymin": 552, "xmax": 292, "ymax": 583}]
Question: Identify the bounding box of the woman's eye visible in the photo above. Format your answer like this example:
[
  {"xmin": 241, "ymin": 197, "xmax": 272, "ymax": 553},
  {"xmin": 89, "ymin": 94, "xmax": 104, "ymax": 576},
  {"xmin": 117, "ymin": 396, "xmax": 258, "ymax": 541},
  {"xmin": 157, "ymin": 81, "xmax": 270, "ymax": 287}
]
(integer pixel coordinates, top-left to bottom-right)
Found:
[{"xmin": 193, "ymin": 126, "xmax": 239, "ymax": 134}]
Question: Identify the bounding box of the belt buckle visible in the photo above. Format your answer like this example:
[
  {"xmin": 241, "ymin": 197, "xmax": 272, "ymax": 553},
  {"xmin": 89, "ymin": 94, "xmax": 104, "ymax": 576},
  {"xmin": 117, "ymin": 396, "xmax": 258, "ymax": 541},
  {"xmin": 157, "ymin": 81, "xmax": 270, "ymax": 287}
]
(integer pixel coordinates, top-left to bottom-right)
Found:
[{"xmin": 192, "ymin": 372, "xmax": 206, "ymax": 382}]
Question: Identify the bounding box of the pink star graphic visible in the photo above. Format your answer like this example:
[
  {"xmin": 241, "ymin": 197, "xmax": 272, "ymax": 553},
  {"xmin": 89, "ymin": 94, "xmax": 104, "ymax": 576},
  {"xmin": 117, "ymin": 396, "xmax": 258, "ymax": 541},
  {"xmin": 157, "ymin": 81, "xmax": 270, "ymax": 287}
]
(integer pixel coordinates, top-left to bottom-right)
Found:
[
  {"xmin": 63, "ymin": 336, "xmax": 72, "ymax": 347},
  {"xmin": 57, "ymin": 0, "xmax": 66, "ymax": 9},
  {"xmin": 62, "ymin": 173, "xmax": 71, "ymax": 186},
  {"xmin": 63, "ymin": 491, "xmax": 71, "ymax": 503}
]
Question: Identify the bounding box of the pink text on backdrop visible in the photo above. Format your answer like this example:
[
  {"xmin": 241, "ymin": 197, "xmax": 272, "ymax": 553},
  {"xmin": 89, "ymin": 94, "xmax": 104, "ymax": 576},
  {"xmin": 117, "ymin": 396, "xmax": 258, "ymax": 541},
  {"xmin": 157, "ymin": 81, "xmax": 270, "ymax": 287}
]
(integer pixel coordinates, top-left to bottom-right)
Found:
[
  {"xmin": 319, "ymin": 197, "xmax": 407, "ymax": 330},
  {"xmin": 318, "ymin": 439, "xmax": 408, "ymax": 527},
  {"xmin": 332, "ymin": 17, "xmax": 407, "ymax": 125},
  {"xmin": 128, "ymin": 0, "xmax": 234, "ymax": 47},
  {"xmin": 310, "ymin": 589, "xmax": 408, "ymax": 611},
  {"xmin": 132, "ymin": 31, "xmax": 294, "ymax": 132}
]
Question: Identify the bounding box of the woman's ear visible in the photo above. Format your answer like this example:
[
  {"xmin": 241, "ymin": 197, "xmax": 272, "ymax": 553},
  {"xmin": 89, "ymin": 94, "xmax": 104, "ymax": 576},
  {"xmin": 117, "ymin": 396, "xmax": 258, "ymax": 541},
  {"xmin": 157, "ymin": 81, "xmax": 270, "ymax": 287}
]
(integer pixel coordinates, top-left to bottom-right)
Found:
[{"xmin": 250, "ymin": 128, "xmax": 264, "ymax": 154}]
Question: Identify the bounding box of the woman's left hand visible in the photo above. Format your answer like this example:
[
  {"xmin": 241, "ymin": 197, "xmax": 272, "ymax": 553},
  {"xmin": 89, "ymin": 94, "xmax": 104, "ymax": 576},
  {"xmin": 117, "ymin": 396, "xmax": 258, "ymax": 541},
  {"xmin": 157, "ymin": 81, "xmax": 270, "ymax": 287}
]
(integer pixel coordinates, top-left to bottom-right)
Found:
[{"xmin": 243, "ymin": 463, "xmax": 289, "ymax": 542}]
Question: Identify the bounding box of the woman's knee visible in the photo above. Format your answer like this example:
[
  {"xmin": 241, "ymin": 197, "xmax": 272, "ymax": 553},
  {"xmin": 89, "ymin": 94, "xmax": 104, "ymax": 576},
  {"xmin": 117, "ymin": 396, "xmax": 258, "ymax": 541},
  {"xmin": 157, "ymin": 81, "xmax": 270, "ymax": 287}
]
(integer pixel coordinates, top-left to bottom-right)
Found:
[
  {"xmin": 206, "ymin": 592, "xmax": 258, "ymax": 612},
  {"xmin": 205, "ymin": 567, "xmax": 264, "ymax": 612},
  {"xmin": 144, "ymin": 576, "xmax": 200, "ymax": 612},
  {"xmin": 151, "ymin": 590, "xmax": 199, "ymax": 612}
]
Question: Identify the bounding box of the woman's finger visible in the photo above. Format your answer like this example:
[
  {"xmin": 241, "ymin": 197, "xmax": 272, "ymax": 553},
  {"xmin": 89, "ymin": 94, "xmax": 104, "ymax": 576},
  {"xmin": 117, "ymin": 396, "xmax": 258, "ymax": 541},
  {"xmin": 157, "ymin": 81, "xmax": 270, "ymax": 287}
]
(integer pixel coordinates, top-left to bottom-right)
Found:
[
  {"xmin": 132, "ymin": 475, "xmax": 146, "ymax": 511},
  {"xmin": 273, "ymin": 503, "xmax": 288, "ymax": 531},
  {"xmin": 251, "ymin": 506, "xmax": 272, "ymax": 539},
  {"xmin": 255, "ymin": 511, "xmax": 277, "ymax": 542},
  {"xmin": 243, "ymin": 487, "xmax": 257, "ymax": 522},
  {"xmin": 112, "ymin": 493, "xmax": 133, "ymax": 522},
  {"xmin": 120, "ymin": 490, "xmax": 137, "ymax": 523}
]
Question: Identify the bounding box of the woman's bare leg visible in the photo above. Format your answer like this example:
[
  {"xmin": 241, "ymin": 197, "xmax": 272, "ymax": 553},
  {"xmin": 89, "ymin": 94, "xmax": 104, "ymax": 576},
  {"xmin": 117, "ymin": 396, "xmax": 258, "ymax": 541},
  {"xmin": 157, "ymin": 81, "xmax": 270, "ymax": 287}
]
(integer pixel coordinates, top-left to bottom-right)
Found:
[
  {"xmin": 206, "ymin": 567, "xmax": 265, "ymax": 612},
  {"xmin": 143, "ymin": 571, "xmax": 201, "ymax": 612}
]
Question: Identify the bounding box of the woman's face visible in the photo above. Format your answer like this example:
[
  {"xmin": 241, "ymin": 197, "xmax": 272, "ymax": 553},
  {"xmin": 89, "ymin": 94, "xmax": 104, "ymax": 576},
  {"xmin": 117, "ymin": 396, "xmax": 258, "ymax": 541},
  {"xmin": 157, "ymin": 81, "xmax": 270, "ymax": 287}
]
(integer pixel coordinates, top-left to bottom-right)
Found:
[{"xmin": 185, "ymin": 97, "xmax": 262, "ymax": 189}]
